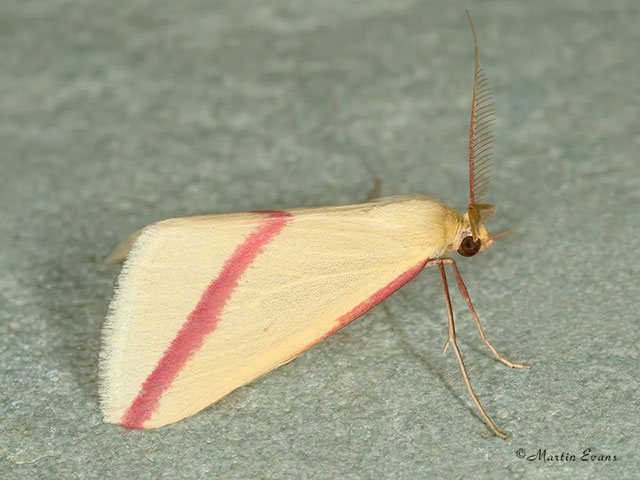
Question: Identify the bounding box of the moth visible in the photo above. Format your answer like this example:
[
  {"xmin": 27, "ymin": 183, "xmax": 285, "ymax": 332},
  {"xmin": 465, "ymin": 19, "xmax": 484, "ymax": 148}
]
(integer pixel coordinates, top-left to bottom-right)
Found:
[{"xmin": 100, "ymin": 12, "xmax": 529, "ymax": 437}]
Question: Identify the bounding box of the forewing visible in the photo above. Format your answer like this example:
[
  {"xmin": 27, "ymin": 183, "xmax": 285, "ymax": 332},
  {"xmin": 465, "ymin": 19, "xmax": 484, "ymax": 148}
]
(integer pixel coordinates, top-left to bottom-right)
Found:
[{"xmin": 100, "ymin": 196, "xmax": 445, "ymax": 428}]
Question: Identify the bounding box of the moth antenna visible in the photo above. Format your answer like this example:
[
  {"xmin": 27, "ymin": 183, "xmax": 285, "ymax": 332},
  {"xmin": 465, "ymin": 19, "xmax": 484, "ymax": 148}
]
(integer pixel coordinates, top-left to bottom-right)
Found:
[{"xmin": 466, "ymin": 10, "xmax": 495, "ymax": 205}]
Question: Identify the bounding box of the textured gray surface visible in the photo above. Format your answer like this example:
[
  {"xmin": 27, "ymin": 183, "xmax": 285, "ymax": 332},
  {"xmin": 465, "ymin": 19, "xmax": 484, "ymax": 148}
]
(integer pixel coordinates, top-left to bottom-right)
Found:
[{"xmin": 1, "ymin": 1, "xmax": 638, "ymax": 478}]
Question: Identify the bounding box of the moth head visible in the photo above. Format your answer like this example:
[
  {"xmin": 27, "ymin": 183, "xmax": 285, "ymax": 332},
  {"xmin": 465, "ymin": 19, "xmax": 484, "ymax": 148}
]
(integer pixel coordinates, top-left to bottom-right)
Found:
[{"xmin": 456, "ymin": 203, "xmax": 495, "ymax": 257}]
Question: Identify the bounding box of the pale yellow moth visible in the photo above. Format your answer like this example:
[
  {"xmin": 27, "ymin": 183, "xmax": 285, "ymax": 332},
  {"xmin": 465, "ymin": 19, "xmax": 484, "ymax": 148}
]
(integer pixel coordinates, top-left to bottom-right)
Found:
[{"xmin": 100, "ymin": 12, "xmax": 529, "ymax": 437}]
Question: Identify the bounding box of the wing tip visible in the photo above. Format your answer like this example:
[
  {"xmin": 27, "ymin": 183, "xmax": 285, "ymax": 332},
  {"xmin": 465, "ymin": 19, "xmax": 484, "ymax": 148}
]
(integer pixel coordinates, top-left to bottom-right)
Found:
[
  {"xmin": 99, "ymin": 226, "xmax": 162, "ymax": 429},
  {"xmin": 105, "ymin": 228, "xmax": 146, "ymax": 263}
]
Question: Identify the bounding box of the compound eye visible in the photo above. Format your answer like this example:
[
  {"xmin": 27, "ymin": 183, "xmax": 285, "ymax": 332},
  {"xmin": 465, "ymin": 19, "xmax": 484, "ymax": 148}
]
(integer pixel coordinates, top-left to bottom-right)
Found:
[{"xmin": 457, "ymin": 235, "xmax": 481, "ymax": 257}]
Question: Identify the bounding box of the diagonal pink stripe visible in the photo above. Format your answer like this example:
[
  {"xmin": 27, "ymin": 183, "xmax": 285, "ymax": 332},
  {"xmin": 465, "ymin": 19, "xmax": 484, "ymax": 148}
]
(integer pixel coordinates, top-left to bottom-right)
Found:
[{"xmin": 121, "ymin": 210, "xmax": 293, "ymax": 429}]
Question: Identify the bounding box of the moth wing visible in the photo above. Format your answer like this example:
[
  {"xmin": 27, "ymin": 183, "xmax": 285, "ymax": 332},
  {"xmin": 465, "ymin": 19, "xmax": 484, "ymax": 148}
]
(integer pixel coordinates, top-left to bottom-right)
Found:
[
  {"xmin": 106, "ymin": 229, "xmax": 143, "ymax": 262},
  {"xmin": 100, "ymin": 196, "xmax": 452, "ymax": 428}
]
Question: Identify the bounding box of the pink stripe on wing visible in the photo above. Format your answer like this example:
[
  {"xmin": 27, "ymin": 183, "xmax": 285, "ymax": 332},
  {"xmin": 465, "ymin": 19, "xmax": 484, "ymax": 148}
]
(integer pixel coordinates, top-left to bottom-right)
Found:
[
  {"xmin": 121, "ymin": 210, "xmax": 293, "ymax": 429},
  {"xmin": 289, "ymin": 259, "xmax": 428, "ymax": 359}
]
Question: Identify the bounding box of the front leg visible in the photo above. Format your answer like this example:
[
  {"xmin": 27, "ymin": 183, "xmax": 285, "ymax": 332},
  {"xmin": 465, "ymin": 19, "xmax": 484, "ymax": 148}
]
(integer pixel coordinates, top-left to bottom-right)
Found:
[
  {"xmin": 427, "ymin": 258, "xmax": 530, "ymax": 369},
  {"xmin": 425, "ymin": 258, "xmax": 508, "ymax": 439}
]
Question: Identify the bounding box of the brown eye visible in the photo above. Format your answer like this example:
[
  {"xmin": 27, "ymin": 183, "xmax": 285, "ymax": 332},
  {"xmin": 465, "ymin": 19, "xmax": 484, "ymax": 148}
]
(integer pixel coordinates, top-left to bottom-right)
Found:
[{"xmin": 458, "ymin": 236, "xmax": 481, "ymax": 257}]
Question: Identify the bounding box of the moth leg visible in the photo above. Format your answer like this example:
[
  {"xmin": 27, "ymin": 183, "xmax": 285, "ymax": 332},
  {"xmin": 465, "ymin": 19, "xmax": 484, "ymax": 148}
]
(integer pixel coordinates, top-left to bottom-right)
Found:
[
  {"xmin": 448, "ymin": 259, "xmax": 530, "ymax": 369},
  {"xmin": 368, "ymin": 177, "xmax": 382, "ymax": 201},
  {"xmin": 429, "ymin": 258, "xmax": 507, "ymax": 439}
]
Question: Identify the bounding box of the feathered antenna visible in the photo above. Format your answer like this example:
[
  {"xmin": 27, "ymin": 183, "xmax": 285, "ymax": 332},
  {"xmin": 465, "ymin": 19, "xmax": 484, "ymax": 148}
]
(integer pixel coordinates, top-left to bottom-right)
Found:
[{"xmin": 466, "ymin": 10, "xmax": 495, "ymax": 206}]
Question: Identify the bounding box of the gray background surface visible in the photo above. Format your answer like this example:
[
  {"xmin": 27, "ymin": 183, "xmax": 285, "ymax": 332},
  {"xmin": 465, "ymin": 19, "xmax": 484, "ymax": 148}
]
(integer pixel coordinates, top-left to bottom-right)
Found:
[{"xmin": 1, "ymin": 0, "xmax": 638, "ymax": 478}]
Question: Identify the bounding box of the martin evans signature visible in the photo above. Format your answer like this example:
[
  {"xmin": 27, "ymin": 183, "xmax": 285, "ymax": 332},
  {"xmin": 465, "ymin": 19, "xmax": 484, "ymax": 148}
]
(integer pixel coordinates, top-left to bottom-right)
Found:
[{"xmin": 515, "ymin": 448, "xmax": 618, "ymax": 463}]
